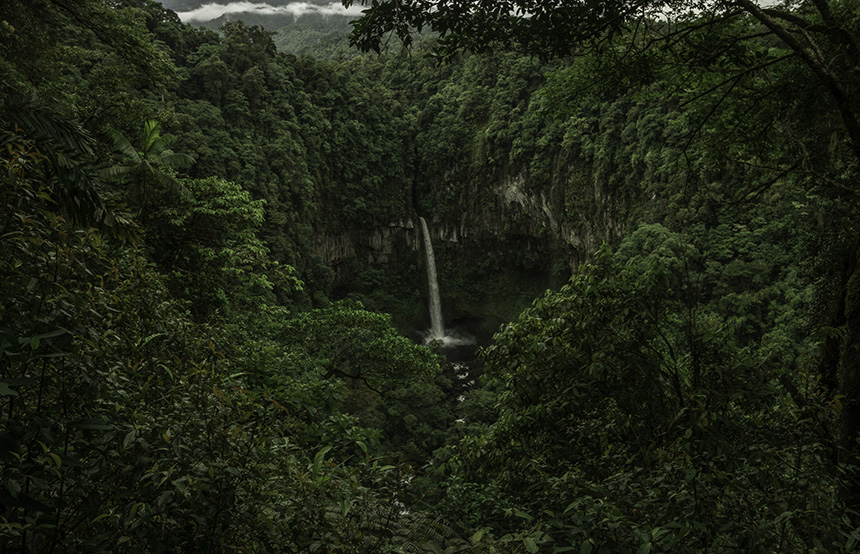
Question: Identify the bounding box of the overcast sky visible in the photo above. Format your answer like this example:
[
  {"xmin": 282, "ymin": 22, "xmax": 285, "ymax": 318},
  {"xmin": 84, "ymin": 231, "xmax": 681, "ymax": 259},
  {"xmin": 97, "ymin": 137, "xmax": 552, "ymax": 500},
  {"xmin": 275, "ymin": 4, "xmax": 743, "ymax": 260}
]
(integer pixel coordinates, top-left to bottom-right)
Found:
[{"xmin": 173, "ymin": 1, "xmax": 365, "ymax": 22}]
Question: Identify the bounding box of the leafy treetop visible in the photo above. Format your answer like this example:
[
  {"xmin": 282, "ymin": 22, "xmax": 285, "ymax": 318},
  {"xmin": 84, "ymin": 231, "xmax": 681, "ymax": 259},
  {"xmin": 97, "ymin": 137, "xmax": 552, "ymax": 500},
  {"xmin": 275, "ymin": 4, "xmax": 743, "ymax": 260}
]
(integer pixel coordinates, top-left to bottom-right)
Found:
[{"xmin": 343, "ymin": 0, "xmax": 860, "ymax": 159}]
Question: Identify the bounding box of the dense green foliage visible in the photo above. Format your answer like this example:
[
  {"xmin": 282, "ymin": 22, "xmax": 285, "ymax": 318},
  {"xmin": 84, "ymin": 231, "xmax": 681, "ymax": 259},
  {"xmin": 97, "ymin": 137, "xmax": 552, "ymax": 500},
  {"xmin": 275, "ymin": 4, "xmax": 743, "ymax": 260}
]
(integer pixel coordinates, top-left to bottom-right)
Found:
[{"xmin": 2, "ymin": 0, "xmax": 860, "ymax": 551}]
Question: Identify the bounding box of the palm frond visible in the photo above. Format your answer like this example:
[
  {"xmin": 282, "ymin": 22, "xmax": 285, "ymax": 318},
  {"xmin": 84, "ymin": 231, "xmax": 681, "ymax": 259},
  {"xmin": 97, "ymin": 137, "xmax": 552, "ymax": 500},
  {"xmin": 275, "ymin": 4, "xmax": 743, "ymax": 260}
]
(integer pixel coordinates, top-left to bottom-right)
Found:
[
  {"xmin": 156, "ymin": 131, "xmax": 177, "ymax": 151},
  {"xmin": 3, "ymin": 91, "xmax": 95, "ymax": 156},
  {"xmin": 157, "ymin": 151, "xmax": 195, "ymax": 170},
  {"xmin": 141, "ymin": 120, "xmax": 167, "ymax": 156},
  {"xmin": 107, "ymin": 128, "xmax": 139, "ymax": 161},
  {"xmin": 98, "ymin": 164, "xmax": 135, "ymax": 181},
  {"xmin": 2, "ymin": 93, "xmax": 132, "ymax": 237}
]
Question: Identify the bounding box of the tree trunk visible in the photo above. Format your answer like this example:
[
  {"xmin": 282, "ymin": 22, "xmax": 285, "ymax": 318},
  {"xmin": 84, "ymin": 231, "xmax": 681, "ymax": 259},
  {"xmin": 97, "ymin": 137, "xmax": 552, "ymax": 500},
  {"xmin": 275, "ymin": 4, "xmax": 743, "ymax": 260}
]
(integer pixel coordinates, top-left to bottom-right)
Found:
[{"xmin": 839, "ymin": 246, "xmax": 860, "ymax": 518}]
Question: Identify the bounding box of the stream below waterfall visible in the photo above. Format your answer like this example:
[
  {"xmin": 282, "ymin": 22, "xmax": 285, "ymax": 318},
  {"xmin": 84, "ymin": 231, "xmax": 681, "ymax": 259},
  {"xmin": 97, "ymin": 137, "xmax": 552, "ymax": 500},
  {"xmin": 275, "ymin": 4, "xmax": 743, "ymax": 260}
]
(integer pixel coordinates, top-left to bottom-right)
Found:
[{"xmin": 416, "ymin": 217, "xmax": 482, "ymax": 404}]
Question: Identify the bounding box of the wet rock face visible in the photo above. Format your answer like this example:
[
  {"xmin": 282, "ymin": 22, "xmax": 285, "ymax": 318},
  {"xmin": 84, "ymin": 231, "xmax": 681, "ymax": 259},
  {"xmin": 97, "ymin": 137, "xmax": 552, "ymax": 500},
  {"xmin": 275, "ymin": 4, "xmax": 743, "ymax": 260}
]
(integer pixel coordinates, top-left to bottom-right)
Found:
[
  {"xmin": 310, "ymin": 152, "xmax": 632, "ymax": 337},
  {"xmin": 315, "ymin": 220, "xmax": 418, "ymax": 283}
]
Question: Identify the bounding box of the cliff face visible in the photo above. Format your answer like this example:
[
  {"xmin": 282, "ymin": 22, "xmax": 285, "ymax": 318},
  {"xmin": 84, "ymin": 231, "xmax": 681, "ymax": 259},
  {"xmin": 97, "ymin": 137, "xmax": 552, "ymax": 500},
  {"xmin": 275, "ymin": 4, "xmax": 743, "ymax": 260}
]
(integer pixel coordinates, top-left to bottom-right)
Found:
[
  {"xmin": 309, "ymin": 148, "xmax": 632, "ymax": 338},
  {"xmin": 314, "ymin": 220, "xmax": 419, "ymax": 283}
]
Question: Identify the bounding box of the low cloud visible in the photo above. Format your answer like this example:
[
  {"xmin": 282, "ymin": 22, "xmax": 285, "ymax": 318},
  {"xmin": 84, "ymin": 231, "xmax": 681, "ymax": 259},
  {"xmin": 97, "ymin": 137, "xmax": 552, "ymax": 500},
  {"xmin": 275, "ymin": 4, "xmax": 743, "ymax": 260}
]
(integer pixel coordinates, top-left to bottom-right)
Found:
[{"xmin": 176, "ymin": 2, "xmax": 365, "ymax": 22}]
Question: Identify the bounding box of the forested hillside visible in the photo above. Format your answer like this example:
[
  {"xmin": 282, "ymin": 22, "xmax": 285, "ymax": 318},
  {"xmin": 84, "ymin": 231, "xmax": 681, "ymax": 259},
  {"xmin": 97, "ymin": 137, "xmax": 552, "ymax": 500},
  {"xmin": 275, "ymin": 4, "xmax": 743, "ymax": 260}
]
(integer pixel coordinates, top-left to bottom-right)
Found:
[{"xmin": 1, "ymin": 0, "xmax": 859, "ymax": 552}]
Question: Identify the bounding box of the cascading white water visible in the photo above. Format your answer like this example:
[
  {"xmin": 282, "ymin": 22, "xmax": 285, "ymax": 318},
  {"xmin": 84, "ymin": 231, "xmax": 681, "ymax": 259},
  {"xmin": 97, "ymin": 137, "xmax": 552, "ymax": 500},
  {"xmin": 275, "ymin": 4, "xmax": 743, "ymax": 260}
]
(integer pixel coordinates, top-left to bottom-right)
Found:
[{"xmin": 419, "ymin": 217, "xmax": 445, "ymax": 341}]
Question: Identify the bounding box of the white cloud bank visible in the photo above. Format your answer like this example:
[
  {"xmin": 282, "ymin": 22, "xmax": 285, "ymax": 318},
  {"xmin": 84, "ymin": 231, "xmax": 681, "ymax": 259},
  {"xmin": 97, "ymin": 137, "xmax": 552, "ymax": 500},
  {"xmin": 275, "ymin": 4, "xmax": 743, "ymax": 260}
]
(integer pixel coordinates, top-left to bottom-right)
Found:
[{"xmin": 176, "ymin": 2, "xmax": 365, "ymax": 22}]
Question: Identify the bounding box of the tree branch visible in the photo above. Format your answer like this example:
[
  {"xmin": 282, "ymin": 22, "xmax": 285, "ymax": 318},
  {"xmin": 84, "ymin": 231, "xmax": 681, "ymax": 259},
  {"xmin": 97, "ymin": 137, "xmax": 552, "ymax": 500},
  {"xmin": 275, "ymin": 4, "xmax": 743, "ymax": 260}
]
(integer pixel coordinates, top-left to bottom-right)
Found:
[
  {"xmin": 760, "ymin": 9, "xmax": 830, "ymax": 34},
  {"xmin": 324, "ymin": 365, "xmax": 383, "ymax": 396},
  {"xmin": 732, "ymin": 0, "xmax": 860, "ymax": 163}
]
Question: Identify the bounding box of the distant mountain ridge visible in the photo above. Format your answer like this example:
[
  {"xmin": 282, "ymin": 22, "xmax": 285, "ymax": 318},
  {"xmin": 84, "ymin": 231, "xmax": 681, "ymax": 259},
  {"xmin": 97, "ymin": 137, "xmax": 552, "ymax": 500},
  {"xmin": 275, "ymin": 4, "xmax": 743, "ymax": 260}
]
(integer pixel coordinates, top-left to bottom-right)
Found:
[
  {"xmin": 160, "ymin": 0, "xmax": 341, "ymax": 10},
  {"xmin": 156, "ymin": 1, "xmax": 360, "ymax": 56},
  {"xmin": 159, "ymin": 0, "xmax": 362, "ymax": 25}
]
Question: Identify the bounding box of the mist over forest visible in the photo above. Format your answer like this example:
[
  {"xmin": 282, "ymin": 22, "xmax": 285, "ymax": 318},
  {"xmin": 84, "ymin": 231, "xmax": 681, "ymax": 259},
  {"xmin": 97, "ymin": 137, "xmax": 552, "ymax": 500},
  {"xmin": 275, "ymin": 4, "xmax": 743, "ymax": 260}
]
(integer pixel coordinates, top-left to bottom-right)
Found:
[
  {"xmin": 2, "ymin": 0, "xmax": 860, "ymax": 552},
  {"xmin": 164, "ymin": 1, "xmax": 363, "ymax": 23}
]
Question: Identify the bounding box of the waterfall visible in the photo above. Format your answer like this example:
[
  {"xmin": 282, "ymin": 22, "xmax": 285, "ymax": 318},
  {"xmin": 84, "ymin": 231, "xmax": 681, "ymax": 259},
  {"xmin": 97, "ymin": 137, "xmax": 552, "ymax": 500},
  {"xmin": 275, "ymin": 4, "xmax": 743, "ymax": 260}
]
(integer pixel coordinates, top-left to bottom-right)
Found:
[{"xmin": 419, "ymin": 217, "xmax": 445, "ymax": 340}]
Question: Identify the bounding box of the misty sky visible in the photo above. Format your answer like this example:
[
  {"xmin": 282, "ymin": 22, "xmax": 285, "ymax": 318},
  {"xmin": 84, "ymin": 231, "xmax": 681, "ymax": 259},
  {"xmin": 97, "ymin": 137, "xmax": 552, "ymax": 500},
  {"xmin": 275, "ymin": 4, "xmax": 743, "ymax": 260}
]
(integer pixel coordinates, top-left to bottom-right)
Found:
[{"xmin": 173, "ymin": 2, "xmax": 365, "ymax": 22}]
